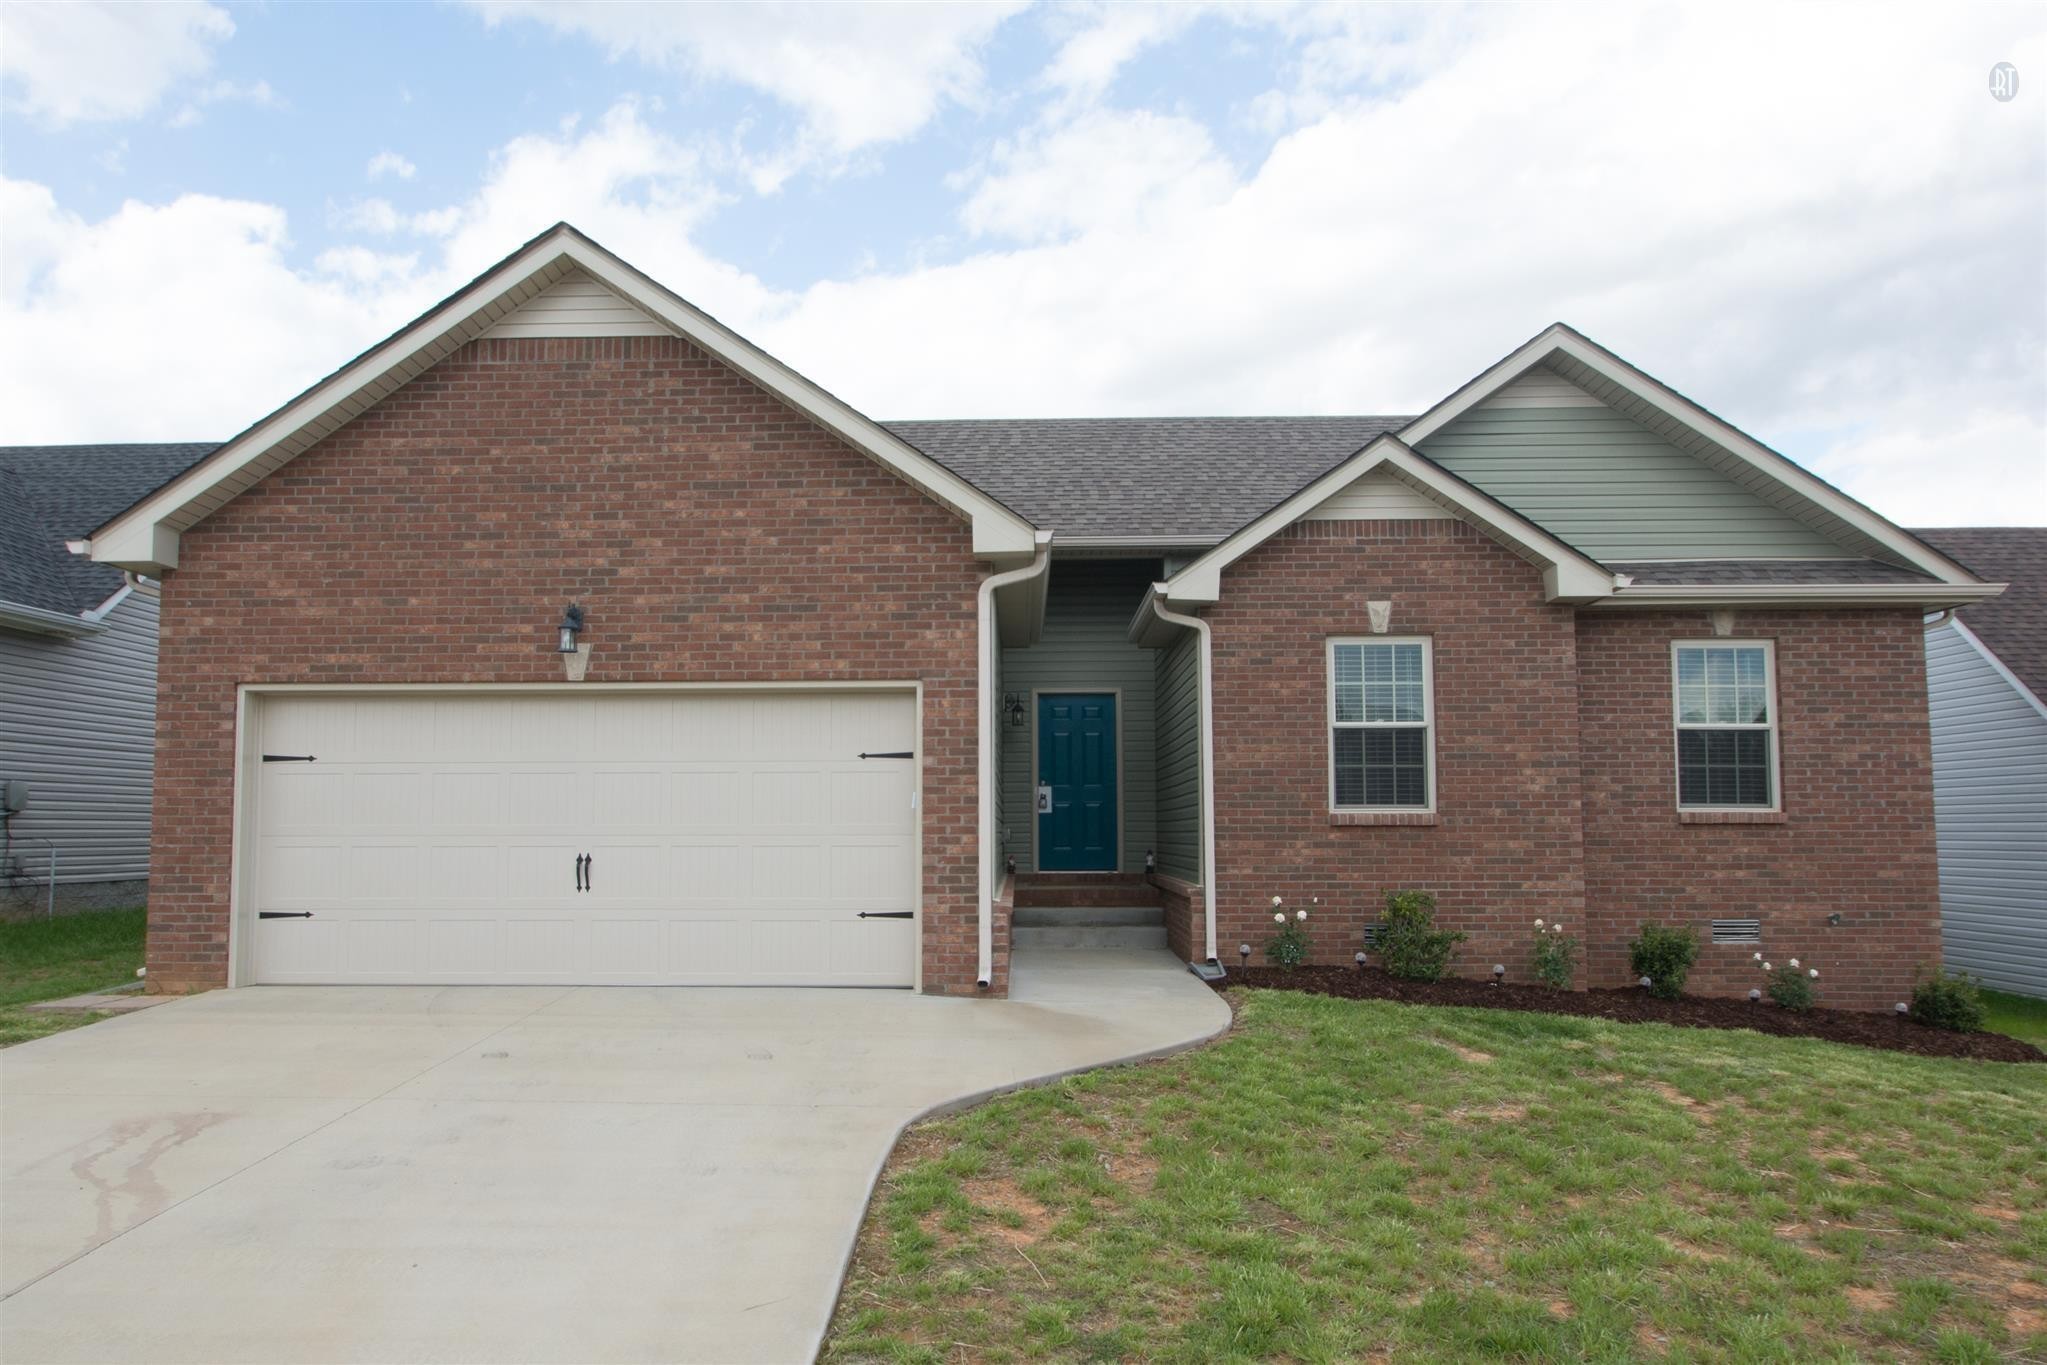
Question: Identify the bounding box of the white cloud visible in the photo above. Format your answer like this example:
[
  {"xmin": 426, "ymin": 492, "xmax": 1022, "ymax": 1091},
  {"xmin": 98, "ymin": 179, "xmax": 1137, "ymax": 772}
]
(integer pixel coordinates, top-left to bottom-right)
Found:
[
  {"xmin": 462, "ymin": 1, "xmax": 1024, "ymax": 161},
  {"xmin": 1, "ymin": 1, "xmax": 234, "ymax": 126},
  {"xmin": 168, "ymin": 78, "xmax": 281, "ymax": 128},
  {"xmin": 367, "ymin": 151, "xmax": 418, "ymax": 182},
  {"xmin": 3, "ymin": 6, "xmax": 2042, "ymax": 529},
  {"xmin": 959, "ymin": 108, "xmax": 1237, "ymax": 243}
]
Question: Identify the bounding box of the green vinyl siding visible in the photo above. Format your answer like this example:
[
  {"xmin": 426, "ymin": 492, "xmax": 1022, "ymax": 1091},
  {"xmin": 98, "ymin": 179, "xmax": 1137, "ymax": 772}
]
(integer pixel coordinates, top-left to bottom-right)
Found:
[
  {"xmin": 1154, "ymin": 628, "xmax": 1201, "ymax": 884},
  {"xmin": 1001, "ymin": 560, "xmax": 1160, "ymax": 873},
  {"xmin": 1417, "ymin": 405, "xmax": 1851, "ymax": 561}
]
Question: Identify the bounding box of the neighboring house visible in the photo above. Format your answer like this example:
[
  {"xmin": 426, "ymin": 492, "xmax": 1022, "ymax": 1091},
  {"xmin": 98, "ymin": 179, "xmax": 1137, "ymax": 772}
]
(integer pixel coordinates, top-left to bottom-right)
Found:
[
  {"xmin": 1912, "ymin": 528, "xmax": 2047, "ymax": 999},
  {"xmin": 76, "ymin": 224, "xmax": 1999, "ymax": 1008},
  {"xmin": 0, "ymin": 443, "xmax": 217, "ymax": 913}
]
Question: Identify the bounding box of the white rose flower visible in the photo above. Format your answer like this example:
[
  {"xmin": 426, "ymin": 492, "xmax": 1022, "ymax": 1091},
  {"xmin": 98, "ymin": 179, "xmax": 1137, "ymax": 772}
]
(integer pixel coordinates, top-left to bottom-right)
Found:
[
  {"xmin": 1753, "ymin": 952, "xmax": 1763, "ymax": 961},
  {"xmin": 1274, "ymin": 912, "xmax": 1286, "ymax": 924},
  {"xmin": 1297, "ymin": 909, "xmax": 1308, "ymax": 921},
  {"xmin": 1809, "ymin": 968, "xmax": 1819, "ymax": 979},
  {"xmin": 1789, "ymin": 959, "xmax": 1800, "ymax": 969},
  {"xmin": 1763, "ymin": 963, "xmax": 1773, "ymax": 973},
  {"xmin": 1272, "ymin": 896, "xmax": 1283, "ymax": 907},
  {"xmin": 1534, "ymin": 918, "xmax": 1545, "ymax": 929}
]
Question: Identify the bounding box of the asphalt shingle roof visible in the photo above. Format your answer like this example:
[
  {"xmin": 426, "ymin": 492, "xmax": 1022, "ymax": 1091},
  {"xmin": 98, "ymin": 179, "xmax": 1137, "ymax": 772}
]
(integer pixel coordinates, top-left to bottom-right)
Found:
[
  {"xmin": 0, "ymin": 444, "xmax": 220, "ymax": 616},
  {"xmin": 1911, "ymin": 527, "xmax": 2047, "ymax": 698},
  {"xmin": 885, "ymin": 416, "xmax": 1410, "ymax": 541}
]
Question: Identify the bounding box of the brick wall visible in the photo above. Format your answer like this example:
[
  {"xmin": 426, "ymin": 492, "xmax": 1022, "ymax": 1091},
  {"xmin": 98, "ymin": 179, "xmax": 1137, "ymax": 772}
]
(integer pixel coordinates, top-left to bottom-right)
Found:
[
  {"xmin": 1578, "ymin": 609, "xmax": 1940, "ymax": 1010},
  {"xmin": 1202, "ymin": 520, "xmax": 1940, "ymax": 1010},
  {"xmin": 1207, "ymin": 520, "xmax": 1589, "ymax": 980},
  {"xmin": 148, "ymin": 334, "xmax": 999, "ymax": 996}
]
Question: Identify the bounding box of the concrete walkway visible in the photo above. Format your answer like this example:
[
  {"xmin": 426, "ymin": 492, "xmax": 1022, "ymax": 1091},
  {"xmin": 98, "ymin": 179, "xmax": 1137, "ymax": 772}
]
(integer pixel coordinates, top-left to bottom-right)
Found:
[{"xmin": 0, "ymin": 948, "xmax": 1228, "ymax": 1364}]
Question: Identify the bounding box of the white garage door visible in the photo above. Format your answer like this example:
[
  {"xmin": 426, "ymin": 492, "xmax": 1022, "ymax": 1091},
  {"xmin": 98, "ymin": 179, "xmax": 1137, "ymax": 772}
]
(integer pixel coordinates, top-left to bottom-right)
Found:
[{"xmin": 248, "ymin": 691, "xmax": 917, "ymax": 987}]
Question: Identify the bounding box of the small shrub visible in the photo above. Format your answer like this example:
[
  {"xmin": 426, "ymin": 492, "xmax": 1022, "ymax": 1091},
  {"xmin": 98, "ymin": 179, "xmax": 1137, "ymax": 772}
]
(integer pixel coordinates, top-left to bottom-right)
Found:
[
  {"xmin": 1266, "ymin": 896, "xmax": 1311, "ymax": 970},
  {"xmin": 1910, "ymin": 971, "xmax": 1986, "ymax": 1032},
  {"xmin": 1629, "ymin": 922, "xmax": 1699, "ymax": 1000},
  {"xmin": 1376, "ymin": 890, "xmax": 1463, "ymax": 982},
  {"xmin": 1530, "ymin": 917, "xmax": 1576, "ymax": 990},
  {"xmin": 1756, "ymin": 953, "xmax": 1819, "ymax": 1011}
]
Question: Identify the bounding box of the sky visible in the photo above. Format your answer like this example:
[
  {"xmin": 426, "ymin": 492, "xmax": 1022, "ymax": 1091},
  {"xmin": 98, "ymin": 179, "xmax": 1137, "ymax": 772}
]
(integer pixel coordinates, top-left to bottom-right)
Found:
[{"xmin": 2, "ymin": 1, "xmax": 2043, "ymax": 526}]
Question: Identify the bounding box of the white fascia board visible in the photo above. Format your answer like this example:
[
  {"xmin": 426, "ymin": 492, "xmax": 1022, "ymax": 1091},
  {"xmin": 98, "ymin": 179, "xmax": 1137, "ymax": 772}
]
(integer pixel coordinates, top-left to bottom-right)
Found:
[
  {"xmin": 1398, "ymin": 325, "xmax": 1981, "ymax": 586},
  {"xmin": 0, "ymin": 600, "xmax": 104, "ymax": 636},
  {"xmin": 90, "ymin": 226, "xmax": 1038, "ymax": 573},
  {"xmin": 1162, "ymin": 435, "xmax": 1616, "ymax": 607},
  {"xmin": 1595, "ymin": 581, "xmax": 2008, "ymax": 610},
  {"xmin": 1943, "ymin": 614, "xmax": 2047, "ymax": 723}
]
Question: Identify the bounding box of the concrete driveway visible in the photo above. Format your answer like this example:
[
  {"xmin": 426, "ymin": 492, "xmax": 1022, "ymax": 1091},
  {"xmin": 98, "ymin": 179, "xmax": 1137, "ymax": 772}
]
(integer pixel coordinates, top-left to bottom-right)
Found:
[{"xmin": 1, "ymin": 947, "xmax": 1228, "ymax": 1364}]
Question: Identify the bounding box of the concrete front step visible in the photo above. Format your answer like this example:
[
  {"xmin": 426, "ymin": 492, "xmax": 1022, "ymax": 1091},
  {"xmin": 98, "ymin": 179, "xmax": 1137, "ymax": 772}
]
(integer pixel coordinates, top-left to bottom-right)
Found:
[
  {"xmin": 1013, "ymin": 874, "xmax": 1163, "ymax": 909},
  {"xmin": 1012, "ymin": 924, "xmax": 1170, "ymax": 950},
  {"xmin": 1013, "ymin": 906, "xmax": 1164, "ymax": 928}
]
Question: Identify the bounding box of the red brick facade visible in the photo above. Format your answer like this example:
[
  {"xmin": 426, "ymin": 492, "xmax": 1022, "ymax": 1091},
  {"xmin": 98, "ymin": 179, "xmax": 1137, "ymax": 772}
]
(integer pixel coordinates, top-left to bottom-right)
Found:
[
  {"xmin": 1201, "ymin": 519, "xmax": 1939, "ymax": 1010},
  {"xmin": 147, "ymin": 335, "xmax": 1000, "ymax": 996}
]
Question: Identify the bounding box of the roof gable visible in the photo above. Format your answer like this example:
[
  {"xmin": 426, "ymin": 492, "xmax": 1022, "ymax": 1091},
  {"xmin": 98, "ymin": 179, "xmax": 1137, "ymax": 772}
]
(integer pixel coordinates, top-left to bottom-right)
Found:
[
  {"xmin": 1417, "ymin": 368, "xmax": 1852, "ymax": 561},
  {"xmin": 1914, "ymin": 527, "xmax": 2047, "ymax": 697},
  {"xmin": 1399, "ymin": 325, "xmax": 1979, "ymax": 583},
  {"xmin": 88, "ymin": 225, "xmax": 1037, "ymax": 573},
  {"xmin": 0, "ymin": 443, "xmax": 214, "ymax": 622},
  {"xmin": 1163, "ymin": 435, "xmax": 1616, "ymax": 606}
]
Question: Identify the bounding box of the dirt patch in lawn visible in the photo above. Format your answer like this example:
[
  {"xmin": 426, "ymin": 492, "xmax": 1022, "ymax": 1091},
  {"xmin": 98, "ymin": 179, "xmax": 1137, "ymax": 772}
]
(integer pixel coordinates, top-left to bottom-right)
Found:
[
  {"xmin": 1222, "ymin": 966, "xmax": 2044, "ymax": 1063},
  {"xmin": 963, "ymin": 1177, "xmax": 1055, "ymax": 1248}
]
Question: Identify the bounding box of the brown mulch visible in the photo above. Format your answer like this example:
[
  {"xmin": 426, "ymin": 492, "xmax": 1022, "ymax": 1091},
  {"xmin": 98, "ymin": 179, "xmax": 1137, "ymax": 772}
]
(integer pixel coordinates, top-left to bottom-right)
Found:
[{"xmin": 1219, "ymin": 966, "xmax": 2044, "ymax": 1064}]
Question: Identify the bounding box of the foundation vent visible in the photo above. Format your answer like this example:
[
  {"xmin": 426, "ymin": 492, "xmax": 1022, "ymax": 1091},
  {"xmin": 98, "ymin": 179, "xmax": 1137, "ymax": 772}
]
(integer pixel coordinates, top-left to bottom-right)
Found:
[{"xmin": 1711, "ymin": 918, "xmax": 1763, "ymax": 945}]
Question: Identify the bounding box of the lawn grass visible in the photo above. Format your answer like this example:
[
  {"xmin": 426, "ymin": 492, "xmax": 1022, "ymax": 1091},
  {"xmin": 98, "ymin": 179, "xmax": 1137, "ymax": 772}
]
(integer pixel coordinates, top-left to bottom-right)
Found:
[
  {"xmin": 1980, "ymin": 988, "xmax": 2047, "ymax": 1045},
  {"xmin": 0, "ymin": 908, "xmax": 148, "ymax": 1046},
  {"xmin": 826, "ymin": 990, "xmax": 2047, "ymax": 1363}
]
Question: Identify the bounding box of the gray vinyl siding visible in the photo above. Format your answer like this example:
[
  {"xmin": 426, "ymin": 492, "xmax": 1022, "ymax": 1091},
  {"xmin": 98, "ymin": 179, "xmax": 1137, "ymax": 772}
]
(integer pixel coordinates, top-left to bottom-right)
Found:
[
  {"xmin": 1925, "ymin": 620, "xmax": 2047, "ymax": 997},
  {"xmin": 0, "ymin": 589, "xmax": 158, "ymax": 884},
  {"xmin": 1154, "ymin": 629, "xmax": 1201, "ymax": 883},
  {"xmin": 1417, "ymin": 405, "xmax": 1851, "ymax": 561},
  {"xmin": 1000, "ymin": 561, "xmax": 1158, "ymax": 873}
]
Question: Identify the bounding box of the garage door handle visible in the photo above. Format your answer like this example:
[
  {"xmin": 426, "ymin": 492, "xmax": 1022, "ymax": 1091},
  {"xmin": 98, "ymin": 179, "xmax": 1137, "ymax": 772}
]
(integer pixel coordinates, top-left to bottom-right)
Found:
[
  {"xmin": 858, "ymin": 751, "xmax": 913, "ymax": 760},
  {"xmin": 574, "ymin": 853, "xmax": 586, "ymax": 892},
  {"xmin": 584, "ymin": 853, "xmax": 592, "ymax": 892},
  {"xmin": 857, "ymin": 911, "xmax": 913, "ymax": 919},
  {"xmin": 259, "ymin": 911, "xmax": 314, "ymax": 919}
]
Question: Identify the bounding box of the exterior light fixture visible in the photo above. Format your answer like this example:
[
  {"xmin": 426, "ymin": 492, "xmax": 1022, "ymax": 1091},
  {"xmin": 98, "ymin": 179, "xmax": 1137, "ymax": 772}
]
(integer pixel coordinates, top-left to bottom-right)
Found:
[
  {"xmin": 1238, "ymin": 943, "xmax": 1252, "ymax": 967},
  {"xmin": 556, "ymin": 603, "xmax": 585, "ymax": 654},
  {"xmin": 1639, "ymin": 975, "xmax": 1654, "ymax": 990},
  {"xmin": 1748, "ymin": 988, "xmax": 1762, "ymax": 1003},
  {"xmin": 1144, "ymin": 849, "xmax": 1157, "ymax": 874},
  {"xmin": 1895, "ymin": 1002, "xmax": 1909, "ymax": 1015},
  {"xmin": 1354, "ymin": 951, "xmax": 1367, "ymax": 970},
  {"xmin": 1491, "ymin": 964, "xmax": 1505, "ymax": 986},
  {"xmin": 1004, "ymin": 692, "xmax": 1027, "ymax": 727}
]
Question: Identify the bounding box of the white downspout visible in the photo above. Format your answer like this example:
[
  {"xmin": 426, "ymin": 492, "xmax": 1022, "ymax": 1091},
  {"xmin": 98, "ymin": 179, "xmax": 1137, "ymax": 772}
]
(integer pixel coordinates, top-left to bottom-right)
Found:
[
  {"xmin": 976, "ymin": 533, "xmax": 1053, "ymax": 988},
  {"xmin": 1148, "ymin": 589, "xmax": 1218, "ymax": 966}
]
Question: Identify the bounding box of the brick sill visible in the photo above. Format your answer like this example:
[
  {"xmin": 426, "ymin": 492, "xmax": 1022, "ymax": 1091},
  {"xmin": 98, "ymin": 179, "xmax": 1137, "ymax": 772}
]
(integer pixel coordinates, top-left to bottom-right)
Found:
[
  {"xmin": 1680, "ymin": 810, "xmax": 1788, "ymax": 826},
  {"xmin": 1330, "ymin": 811, "xmax": 1438, "ymax": 827}
]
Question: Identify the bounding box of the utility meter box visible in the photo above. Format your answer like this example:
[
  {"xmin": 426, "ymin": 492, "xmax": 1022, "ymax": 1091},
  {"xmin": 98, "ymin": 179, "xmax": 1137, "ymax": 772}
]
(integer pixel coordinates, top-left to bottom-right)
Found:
[{"xmin": 1, "ymin": 780, "xmax": 26, "ymax": 814}]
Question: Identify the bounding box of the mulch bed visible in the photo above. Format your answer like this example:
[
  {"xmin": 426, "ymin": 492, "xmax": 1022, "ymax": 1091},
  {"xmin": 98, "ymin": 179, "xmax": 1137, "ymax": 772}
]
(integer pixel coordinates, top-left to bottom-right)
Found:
[{"xmin": 1218, "ymin": 966, "xmax": 2043, "ymax": 1064}]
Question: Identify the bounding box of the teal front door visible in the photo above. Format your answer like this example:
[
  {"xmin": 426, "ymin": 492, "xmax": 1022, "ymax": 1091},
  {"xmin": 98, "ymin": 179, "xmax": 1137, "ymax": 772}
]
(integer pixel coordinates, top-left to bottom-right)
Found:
[{"xmin": 1036, "ymin": 693, "xmax": 1118, "ymax": 871}]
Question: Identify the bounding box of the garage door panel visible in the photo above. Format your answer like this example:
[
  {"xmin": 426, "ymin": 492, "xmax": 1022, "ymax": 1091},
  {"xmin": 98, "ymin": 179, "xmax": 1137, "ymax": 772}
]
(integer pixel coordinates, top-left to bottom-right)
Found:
[
  {"xmin": 673, "ymin": 770, "xmax": 744, "ymax": 828},
  {"xmin": 251, "ymin": 691, "xmax": 916, "ymax": 987},
  {"xmin": 670, "ymin": 844, "xmax": 746, "ymax": 902},
  {"xmin": 592, "ymin": 769, "xmax": 666, "ymax": 829}
]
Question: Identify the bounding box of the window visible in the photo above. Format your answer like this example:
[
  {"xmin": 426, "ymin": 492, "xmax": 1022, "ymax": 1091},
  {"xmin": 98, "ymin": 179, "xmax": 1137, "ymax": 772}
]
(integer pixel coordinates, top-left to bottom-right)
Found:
[
  {"xmin": 1673, "ymin": 642, "xmax": 1777, "ymax": 809},
  {"xmin": 1329, "ymin": 638, "xmax": 1433, "ymax": 810}
]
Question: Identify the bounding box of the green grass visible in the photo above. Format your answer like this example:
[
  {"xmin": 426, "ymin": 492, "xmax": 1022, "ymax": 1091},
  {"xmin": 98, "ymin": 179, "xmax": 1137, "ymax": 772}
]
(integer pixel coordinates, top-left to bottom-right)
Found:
[
  {"xmin": 825, "ymin": 990, "xmax": 2047, "ymax": 1363},
  {"xmin": 0, "ymin": 908, "xmax": 147, "ymax": 1046},
  {"xmin": 1980, "ymin": 988, "xmax": 2047, "ymax": 1045}
]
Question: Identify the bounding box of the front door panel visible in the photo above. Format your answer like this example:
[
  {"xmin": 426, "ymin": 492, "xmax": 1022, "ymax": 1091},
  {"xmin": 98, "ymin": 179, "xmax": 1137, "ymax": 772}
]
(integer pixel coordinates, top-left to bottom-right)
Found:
[{"xmin": 1036, "ymin": 693, "xmax": 1117, "ymax": 871}]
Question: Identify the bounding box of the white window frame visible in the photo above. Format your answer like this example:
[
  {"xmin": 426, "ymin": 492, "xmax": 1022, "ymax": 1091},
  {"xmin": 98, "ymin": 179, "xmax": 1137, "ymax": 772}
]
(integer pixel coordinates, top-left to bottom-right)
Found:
[
  {"xmin": 1327, "ymin": 636, "xmax": 1436, "ymax": 814},
  {"xmin": 1670, "ymin": 639, "xmax": 1780, "ymax": 812}
]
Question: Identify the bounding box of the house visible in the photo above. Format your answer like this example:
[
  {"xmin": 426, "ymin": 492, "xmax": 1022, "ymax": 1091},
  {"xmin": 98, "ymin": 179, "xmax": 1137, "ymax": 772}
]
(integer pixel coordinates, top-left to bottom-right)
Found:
[
  {"xmin": 77, "ymin": 224, "xmax": 2000, "ymax": 1009},
  {"xmin": 0, "ymin": 443, "xmax": 216, "ymax": 914},
  {"xmin": 1912, "ymin": 528, "xmax": 2046, "ymax": 999}
]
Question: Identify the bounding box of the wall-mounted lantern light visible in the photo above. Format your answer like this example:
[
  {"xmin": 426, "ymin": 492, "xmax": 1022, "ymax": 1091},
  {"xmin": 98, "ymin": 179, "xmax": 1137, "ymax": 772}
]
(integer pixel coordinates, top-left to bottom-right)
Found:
[
  {"xmin": 1004, "ymin": 692, "xmax": 1027, "ymax": 727},
  {"xmin": 557, "ymin": 603, "xmax": 585, "ymax": 654}
]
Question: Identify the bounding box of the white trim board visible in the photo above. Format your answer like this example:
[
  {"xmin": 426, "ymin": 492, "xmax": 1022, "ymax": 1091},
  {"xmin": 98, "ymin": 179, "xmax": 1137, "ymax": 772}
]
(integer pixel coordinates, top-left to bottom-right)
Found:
[
  {"xmin": 1163, "ymin": 435, "xmax": 1616, "ymax": 606},
  {"xmin": 90, "ymin": 225, "xmax": 1038, "ymax": 573},
  {"xmin": 1937, "ymin": 615, "xmax": 2047, "ymax": 724}
]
